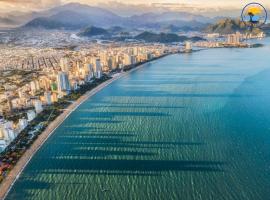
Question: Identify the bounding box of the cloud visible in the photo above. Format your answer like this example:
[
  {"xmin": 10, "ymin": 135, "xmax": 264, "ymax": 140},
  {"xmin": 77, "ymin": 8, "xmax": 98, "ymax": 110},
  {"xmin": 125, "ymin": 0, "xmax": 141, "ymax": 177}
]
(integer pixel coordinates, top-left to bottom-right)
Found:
[{"xmin": 0, "ymin": 0, "xmax": 62, "ymax": 11}]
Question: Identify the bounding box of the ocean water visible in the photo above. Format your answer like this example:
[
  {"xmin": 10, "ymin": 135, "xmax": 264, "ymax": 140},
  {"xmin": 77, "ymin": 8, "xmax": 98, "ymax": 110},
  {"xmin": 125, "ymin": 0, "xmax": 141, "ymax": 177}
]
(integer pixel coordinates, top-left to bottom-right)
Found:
[{"xmin": 6, "ymin": 39, "xmax": 270, "ymax": 200}]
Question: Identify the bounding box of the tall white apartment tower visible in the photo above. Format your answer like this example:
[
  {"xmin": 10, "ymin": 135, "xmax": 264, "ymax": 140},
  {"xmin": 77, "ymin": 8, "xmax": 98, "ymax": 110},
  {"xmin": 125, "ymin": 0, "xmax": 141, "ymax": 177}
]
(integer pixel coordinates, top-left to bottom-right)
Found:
[{"xmin": 34, "ymin": 100, "xmax": 43, "ymax": 114}]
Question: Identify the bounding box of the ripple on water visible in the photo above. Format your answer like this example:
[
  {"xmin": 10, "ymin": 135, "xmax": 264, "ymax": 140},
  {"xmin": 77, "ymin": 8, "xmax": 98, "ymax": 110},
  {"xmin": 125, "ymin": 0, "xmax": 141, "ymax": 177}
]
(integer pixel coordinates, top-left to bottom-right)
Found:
[{"xmin": 6, "ymin": 40, "xmax": 270, "ymax": 200}]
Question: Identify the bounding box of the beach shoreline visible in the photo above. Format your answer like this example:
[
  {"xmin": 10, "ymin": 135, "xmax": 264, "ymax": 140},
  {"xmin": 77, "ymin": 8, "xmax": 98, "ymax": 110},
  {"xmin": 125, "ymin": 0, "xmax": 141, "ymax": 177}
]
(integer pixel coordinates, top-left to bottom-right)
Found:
[{"xmin": 0, "ymin": 55, "xmax": 166, "ymax": 200}]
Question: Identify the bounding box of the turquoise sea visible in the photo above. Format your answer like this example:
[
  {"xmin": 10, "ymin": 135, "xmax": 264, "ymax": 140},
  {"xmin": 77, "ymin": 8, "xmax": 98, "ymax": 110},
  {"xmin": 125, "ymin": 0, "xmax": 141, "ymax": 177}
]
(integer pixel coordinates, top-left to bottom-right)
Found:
[{"xmin": 6, "ymin": 39, "xmax": 270, "ymax": 200}]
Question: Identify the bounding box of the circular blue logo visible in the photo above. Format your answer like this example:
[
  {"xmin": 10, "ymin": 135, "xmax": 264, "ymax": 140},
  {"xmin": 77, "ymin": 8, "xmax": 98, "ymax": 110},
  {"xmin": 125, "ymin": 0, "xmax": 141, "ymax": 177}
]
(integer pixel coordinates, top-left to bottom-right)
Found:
[{"xmin": 241, "ymin": 2, "xmax": 267, "ymax": 28}]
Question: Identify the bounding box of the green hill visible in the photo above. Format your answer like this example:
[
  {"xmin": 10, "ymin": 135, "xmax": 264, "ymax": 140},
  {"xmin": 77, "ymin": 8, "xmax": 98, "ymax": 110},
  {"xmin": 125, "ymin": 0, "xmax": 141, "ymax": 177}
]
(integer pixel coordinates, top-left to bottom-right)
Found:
[
  {"xmin": 78, "ymin": 26, "xmax": 109, "ymax": 37},
  {"xmin": 204, "ymin": 18, "xmax": 266, "ymax": 34},
  {"xmin": 205, "ymin": 18, "xmax": 247, "ymax": 34},
  {"xmin": 135, "ymin": 31, "xmax": 205, "ymax": 43}
]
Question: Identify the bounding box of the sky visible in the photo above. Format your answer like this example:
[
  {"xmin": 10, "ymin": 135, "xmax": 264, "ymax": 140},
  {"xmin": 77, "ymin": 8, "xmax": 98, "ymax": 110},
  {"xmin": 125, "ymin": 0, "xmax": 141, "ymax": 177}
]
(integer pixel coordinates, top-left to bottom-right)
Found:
[{"xmin": 0, "ymin": 0, "xmax": 269, "ymax": 13}]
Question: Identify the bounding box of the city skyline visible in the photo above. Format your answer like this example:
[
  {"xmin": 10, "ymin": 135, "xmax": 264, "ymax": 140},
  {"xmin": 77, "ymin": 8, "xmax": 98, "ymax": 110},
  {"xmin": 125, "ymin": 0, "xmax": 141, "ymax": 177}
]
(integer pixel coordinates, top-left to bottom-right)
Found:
[{"xmin": 0, "ymin": 0, "xmax": 270, "ymax": 198}]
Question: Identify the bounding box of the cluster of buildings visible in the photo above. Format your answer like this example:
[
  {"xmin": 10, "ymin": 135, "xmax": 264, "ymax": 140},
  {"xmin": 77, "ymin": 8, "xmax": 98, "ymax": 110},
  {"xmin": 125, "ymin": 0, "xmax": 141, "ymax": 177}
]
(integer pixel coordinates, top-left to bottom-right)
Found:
[
  {"xmin": 0, "ymin": 47, "xmax": 62, "ymax": 71},
  {"xmin": 227, "ymin": 32, "xmax": 242, "ymax": 44},
  {"xmin": 0, "ymin": 44, "xmax": 169, "ymax": 152},
  {"xmin": 195, "ymin": 31, "xmax": 266, "ymax": 48}
]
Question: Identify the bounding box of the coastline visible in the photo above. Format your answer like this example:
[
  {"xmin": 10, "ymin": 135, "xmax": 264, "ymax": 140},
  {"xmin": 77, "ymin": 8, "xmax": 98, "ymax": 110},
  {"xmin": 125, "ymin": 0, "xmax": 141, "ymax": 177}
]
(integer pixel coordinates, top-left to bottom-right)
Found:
[{"xmin": 0, "ymin": 55, "xmax": 167, "ymax": 200}]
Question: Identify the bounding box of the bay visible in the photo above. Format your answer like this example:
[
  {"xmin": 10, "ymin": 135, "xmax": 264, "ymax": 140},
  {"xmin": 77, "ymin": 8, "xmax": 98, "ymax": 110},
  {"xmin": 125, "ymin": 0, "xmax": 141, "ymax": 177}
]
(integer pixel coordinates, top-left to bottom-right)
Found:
[{"xmin": 6, "ymin": 38, "xmax": 270, "ymax": 200}]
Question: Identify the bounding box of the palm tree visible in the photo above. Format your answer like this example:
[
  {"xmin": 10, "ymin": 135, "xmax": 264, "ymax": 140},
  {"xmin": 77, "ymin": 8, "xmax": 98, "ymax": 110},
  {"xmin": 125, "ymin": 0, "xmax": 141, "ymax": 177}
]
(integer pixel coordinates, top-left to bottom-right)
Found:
[{"xmin": 248, "ymin": 12, "xmax": 255, "ymax": 23}]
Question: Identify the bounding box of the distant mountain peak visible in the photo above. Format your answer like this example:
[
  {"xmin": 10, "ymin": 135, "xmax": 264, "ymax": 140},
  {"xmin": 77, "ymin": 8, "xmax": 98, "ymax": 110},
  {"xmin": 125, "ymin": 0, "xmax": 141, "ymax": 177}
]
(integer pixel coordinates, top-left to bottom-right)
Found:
[
  {"xmin": 19, "ymin": 3, "xmax": 213, "ymax": 31},
  {"xmin": 204, "ymin": 18, "xmax": 246, "ymax": 34}
]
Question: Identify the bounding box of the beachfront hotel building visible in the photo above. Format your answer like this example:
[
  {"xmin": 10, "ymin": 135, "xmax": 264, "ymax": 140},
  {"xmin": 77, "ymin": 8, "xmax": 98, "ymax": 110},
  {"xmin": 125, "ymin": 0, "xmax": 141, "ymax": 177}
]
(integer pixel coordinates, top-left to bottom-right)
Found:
[
  {"xmin": 0, "ymin": 119, "xmax": 16, "ymax": 152},
  {"xmin": 34, "ymin": 100, "xmax": 43, "ymax": 114},
  {"xmin": 18, "ymin": 118, "xmax": 28, "ymax": 131},
  {"xmin": 27, "ymin": 110, "xmax": 36, "ymax": 122}
]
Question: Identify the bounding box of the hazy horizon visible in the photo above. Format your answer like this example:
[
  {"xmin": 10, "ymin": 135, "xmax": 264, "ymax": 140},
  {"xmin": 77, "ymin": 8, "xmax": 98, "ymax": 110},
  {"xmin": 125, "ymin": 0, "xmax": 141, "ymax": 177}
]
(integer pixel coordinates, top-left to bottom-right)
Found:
[{"xmin": 0, "ymin": 0, "xmax": 269, "ymax": 14}]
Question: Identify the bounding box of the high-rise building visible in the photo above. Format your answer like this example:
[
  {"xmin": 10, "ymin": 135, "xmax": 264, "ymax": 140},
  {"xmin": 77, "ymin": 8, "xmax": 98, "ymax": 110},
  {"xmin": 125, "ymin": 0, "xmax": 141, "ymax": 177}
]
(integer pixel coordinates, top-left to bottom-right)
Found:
[
  {"xmin": 185, "ymin": 41, "xmax": 192, "ymax": 52},
  {"xmin": 227, "ymin": 35, "xmax": 234, "ymax": 44},
  {"xmin": 0, "ymin": 140, "xmax": 7, "ymax": 152},
  {"xmin": 84, "ymin": 63, "xmax": 92, "ymax": 74},
  {"xmin": 84, "ymin": 63, "xmax": 94, "ymax": 80},
  {"xmin": 131, "ymin": 55, "xmax": 136, "ymax": 65},
  {"xmin": 133, "ymin": 47, "xmax": 139, "ymax": 56},
  {"xmin": 71, "ymin": 80, "xmax": 79, "ymax": 90},
  {"xmin": 57, "ymin": 72, "xmax": 71, "ymax": 93},
  {"xmin": 0, "ymin": 120, "xmax": 16, "ymax": 144},
  {"xmin": 100, "ymin": 52, "xmax": 108, "ymax": 67},
  {"xmin": 30, "ymin": 81, "xmax": 37, "ymax": 95},
  {"xmin": 123, "ymin": 54, "xmax": 132, "ymax": 66},
  {"xmin": 235, "ymin": 32, "xmax": 241, "ymax": 44},
  {"xmin": 76, "ymin": 61, "xmax": 82, "ymax": 71},
  {"xmin": 18, "ymin": 118, "xmax": 28, "ymax": 130},
  {"xmin": 44, "ymin": 91, "xmax": 52, "ymax": 105},
  {"xmin": 227, "ymin": 32, "xmax": 241, "ymax": 44},
  {"xmin": 27, "ymin": 110, "xmax": 36, "ymax": 122},
  {"xmin": 35, "ymin": 80, "xmax": 40, "ymax": 91},
  {"xmin": 0, "ymin": 119, "xmax": 16, "ymax": 152},
  {"xmin": 147, "ymin": 53, "xmax": 153, "ymax": 60},
  {"xmin": 34, "ymin": 100, "xmax": 43, "ymax": 114},
  {"xmin": 91, "ymin": 58, "xmax": 102, "ymax": 79},
  {"xmin": 108, "ymin": 56, "xmax": 117, "ymax": 70}
]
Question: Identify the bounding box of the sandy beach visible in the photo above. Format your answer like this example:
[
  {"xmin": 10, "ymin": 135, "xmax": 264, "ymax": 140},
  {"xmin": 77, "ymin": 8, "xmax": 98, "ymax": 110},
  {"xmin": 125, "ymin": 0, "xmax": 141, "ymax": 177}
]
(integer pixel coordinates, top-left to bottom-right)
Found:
[{"xmin": 0, "ymin": 61, "xmax": 150, "ymax": 200}]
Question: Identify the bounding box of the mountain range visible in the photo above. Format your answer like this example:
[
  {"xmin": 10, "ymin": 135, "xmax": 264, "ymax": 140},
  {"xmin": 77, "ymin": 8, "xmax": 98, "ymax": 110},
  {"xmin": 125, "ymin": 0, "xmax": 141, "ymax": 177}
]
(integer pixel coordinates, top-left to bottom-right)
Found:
[
  {"xmin": 23, "ymin": 3, "xmax": 123, "ymax": 30},
  {"xmin": 76, "ymin": 26, "xmax": 205, "ymax": 43},
  {"xmin": 2, "ymin": 3, "xmax": 268, "ymax": 36},
  {"xmin": 17, "ymin": 3, "xmax": 215, "ymax": 31}
]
